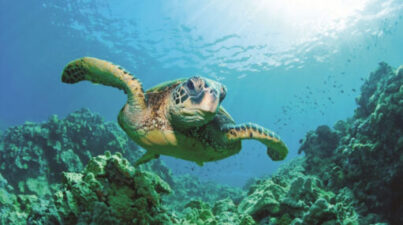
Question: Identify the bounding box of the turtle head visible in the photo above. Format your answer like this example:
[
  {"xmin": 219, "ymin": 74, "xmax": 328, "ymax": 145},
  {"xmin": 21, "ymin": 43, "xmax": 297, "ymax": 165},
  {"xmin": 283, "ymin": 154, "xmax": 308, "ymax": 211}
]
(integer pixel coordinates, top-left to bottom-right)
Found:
[{"xmin": 168, "ymin": 76, "xmax": 227, "ymax": 127}]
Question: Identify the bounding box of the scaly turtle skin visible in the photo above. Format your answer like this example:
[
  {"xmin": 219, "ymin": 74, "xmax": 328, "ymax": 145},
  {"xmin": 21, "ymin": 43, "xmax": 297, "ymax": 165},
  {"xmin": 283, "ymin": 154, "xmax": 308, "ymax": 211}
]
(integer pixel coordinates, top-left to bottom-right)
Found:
[{"xmin": 62, "ymin": 57, "xmax": 288, "ymax": 166}]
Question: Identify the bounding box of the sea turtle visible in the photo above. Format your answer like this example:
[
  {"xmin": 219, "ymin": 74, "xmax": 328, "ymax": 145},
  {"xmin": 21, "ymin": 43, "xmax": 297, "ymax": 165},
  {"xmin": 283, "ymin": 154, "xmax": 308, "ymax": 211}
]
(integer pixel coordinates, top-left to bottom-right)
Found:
[{"xmin": 61, "ymin": 57, "xmax": 288, "ymax": 166}]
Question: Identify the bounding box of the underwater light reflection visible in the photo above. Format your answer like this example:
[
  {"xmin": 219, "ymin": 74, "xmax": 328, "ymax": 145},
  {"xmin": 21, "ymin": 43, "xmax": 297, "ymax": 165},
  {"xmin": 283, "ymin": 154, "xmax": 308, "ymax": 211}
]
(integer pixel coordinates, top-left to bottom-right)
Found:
[{"xmin": 244, "ymin": 0, "xmax": 369, "ymax": 39}]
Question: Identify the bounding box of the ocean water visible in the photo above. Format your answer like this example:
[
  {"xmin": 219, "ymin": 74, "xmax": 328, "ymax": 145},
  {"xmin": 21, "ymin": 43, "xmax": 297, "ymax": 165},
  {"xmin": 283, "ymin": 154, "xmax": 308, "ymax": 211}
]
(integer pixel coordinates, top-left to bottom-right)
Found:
[{"xmin": 1, "ymin": 0, "xmax": 402, "ymax": 188}]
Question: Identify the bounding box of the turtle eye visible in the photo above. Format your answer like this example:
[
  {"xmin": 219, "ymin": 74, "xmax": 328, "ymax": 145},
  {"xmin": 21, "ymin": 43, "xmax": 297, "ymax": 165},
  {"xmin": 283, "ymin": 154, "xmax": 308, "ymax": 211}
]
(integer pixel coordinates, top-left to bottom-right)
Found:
[
  {"xmin": 219, "ymin": 85, "xmax": 227, "ymax": 102},
  {"xmin": 187, "ymin": 80, "xmax": 195, "ymax": 90}
]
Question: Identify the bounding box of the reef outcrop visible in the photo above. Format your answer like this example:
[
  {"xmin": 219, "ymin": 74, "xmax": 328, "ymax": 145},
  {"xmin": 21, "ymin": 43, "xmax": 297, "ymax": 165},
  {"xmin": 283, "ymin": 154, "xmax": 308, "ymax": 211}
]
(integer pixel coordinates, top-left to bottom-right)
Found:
[
  {"xmin": 239, "ymin": 159, "xmax": 359, "ymax": 224},
  {"xmin": 0, "ymin": 108, "xmax": 147, "ymax": 186},
  {"xmin": 299, "ymin": 63, "xmax": 403, "ymax": 224},
  {"xmin": 174, "ymin": 199, "xmax": 254, "ymax": 225},
  {"xmin": 52, "ymin": 152, "xmax": 173, "ymax": 224},
  {"xmin": 166, "ymin": 174, "xmax": 245, "ymax": 211}
]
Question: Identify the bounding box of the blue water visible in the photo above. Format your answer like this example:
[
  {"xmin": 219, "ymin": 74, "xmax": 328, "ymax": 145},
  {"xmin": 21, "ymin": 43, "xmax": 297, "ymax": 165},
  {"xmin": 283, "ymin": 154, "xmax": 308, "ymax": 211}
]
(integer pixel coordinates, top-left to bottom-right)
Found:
[{"xmin": 1, "ymin": 0, "xmax": 402, "ymax": 186}]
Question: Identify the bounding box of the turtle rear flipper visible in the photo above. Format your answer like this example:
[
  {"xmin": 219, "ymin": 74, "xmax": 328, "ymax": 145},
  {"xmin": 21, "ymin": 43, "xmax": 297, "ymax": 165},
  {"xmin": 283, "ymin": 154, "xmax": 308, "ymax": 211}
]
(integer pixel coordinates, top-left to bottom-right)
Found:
[
  {"xmin": 135, "ymin": 152, "xmax": 160, "ymax": 166},
  {"xmin": 223, "ymin": 123, "xmax": 288, "ymax": 161},
  {"xmin": 62, "ymin": 57, "xmax": 146, "ymax": 110}
]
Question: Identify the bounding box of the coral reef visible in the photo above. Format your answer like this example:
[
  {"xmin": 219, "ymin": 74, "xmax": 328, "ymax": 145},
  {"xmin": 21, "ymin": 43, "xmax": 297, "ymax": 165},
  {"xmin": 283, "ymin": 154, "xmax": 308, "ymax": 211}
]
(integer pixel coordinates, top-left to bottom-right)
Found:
[
  {"xmin": 177, "ymin": 199, "xmax": 255, "ymax": 225},
  {"xmin": 299, "ymin": 63, "xmax": 403, "ymax": 224},
  {"xmin": 0, "ymin": 108, "xmax": 247, "ymax": 224},
  {"xmin": 1, "ymin": 152, "xmax": 174, "ymax": 225},
  {"xmin": 239, "ymin": 158, "xmax": 359, "ymax": 224},
  {"xmin": 0, "ymin": 108, "xmax": 178, "ymax": 197},
  {"xmin": 233, "ymin": 63, "xmax": 402, "ymax": 224},
  {"xmin": 0, "ymin": 63, "xmax": 401, "ymax": 224},
  {"xmin": 52, "ymin": 152, "xmax": 173, "ymax": 224},
  {"xmin": 0, "ymin": 108, "xmax": 145, "ymax": 187},
  {"xmin": 0, "ymin": 172, "xmax": 54, "ymax": 224},
  {"xmin": 166, "ymin": 174, "xmax": 245, "ymax": 211}
]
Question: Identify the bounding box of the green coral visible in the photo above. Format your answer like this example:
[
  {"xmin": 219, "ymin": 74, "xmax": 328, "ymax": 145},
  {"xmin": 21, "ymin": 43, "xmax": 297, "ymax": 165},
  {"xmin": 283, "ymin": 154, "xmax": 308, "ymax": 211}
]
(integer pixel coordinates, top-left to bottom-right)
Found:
[
  {"xmin": 0, "ymin": 108, "xmax": 147, "ymax": 189},
  {"xmin": 176, "ymin": 199, "xmax": 255, "ymax": 225},
  {"xmin": 0, "ymin": 172, "xmax": 56, "ymax": 225},
  {"xmin": 299, "ymin": 63, "xmax": 403, "ymax": 224},
  {"xmin": 0, "ymin": 108, "xmax": 176, "ymax": 200},
  {"xmin": 52, "ymin": 152, "xmax": 173, "ymax": 224},
  {"xmin": 165, "ymin": 173, "xmax": 245, "ymax": 211},
  {"xmin": 238, "ymin": 158, "xmax": 359, "ymax": 224}
]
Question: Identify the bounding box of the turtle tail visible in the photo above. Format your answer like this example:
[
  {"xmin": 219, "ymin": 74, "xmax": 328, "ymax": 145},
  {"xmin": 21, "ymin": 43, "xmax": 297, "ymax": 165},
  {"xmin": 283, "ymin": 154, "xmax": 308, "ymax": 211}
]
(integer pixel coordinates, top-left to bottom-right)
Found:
[
  {"xmin": 62, "ymin": 57, "xmax": 146, "ymax": 110},
  {"xmin": 223, "ymin": 123, "xmax": 288, "ymax": 161}
]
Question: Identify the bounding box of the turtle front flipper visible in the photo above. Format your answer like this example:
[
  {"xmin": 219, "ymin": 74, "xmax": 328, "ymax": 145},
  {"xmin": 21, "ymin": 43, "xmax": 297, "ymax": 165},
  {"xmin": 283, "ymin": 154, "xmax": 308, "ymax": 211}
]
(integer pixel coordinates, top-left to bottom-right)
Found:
[
  {"xmin": 62, "ymin": 57, "xmax": 146, "ymax": 111},
  {"xmin": 223, "ymin": 123, "xmax": 288, "ymax": 161}
]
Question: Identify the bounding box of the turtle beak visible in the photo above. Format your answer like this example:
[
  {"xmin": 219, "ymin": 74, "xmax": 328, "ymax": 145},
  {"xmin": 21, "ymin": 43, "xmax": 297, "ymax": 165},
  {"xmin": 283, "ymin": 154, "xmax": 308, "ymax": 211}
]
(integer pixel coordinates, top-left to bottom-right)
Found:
[{"xmin": 199, "ymin": 89, "xmax": 220, "ymax": 114}]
